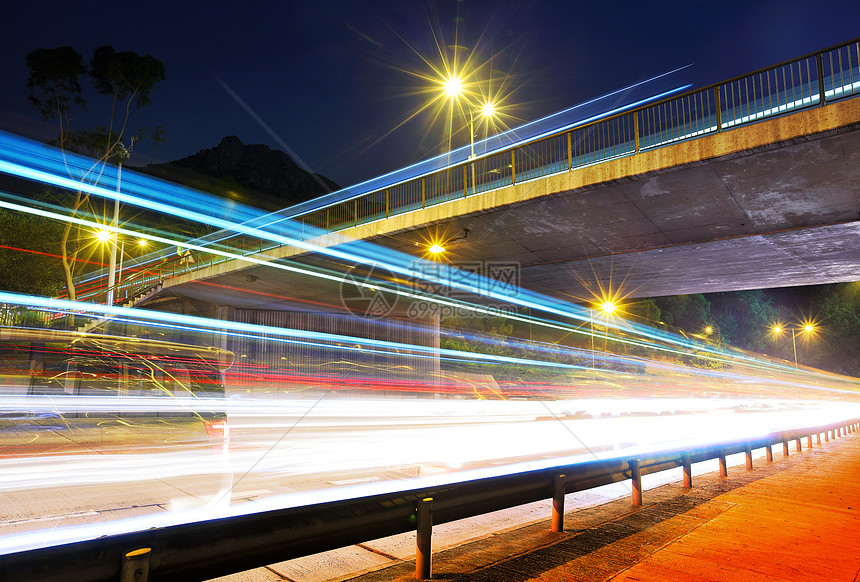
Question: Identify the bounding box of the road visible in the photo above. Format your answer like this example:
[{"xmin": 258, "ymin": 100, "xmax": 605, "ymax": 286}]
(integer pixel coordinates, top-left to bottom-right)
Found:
[{"xmin": 2, "ymin": 395, "xmax": 856, "ymax": 556}]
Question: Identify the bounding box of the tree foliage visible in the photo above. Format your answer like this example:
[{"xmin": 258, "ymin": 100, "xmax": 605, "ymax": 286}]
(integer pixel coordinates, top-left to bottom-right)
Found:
[
  {"xmin": 0, "ymin": 208, "xmax": 64, "ymax": 296},
  {"xmin": 24, "ymin": 45, "xmax": 165, "ymax": 300}
]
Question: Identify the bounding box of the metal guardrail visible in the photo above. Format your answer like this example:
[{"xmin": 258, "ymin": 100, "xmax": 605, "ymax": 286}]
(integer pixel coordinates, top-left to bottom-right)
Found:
[
  {"xmin": 2, "ymin": 418, "xmax": 858, "ymax": 581},
  {"xmin": 78, "ymin": 37, "xmax": 860, "ymax": 307}
]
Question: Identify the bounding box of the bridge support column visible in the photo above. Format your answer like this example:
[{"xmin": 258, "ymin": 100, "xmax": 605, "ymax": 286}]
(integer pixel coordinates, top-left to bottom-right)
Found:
[
  {"xmin": 416, "ymin": 497, "xmax": 433, "ymax": 580},
  {"xmin": 745, "ymin": 445, "xmax": 753, "ymax": 470},
  {"xmin": 630, "ymin": 459, "xmax": 642, "ymax": 506},
  {"xmin": 825, "ymin": 431, "xmax": 830, "ymax": 443},
  {"xmin": 765, "ymin": 444, "xmax": 773, "ymax": 462},
  {"xmin": 807, "ymin": 435, "xmax": 813, "ymax": 448},
  {"xmin": 718, "ymin": 451, "xmax": 728, "ymax": 477},
  {"xmin": 782, "ymin": 440, "xmax": 790, "ymax": 457},
  {"xmin": 551, "ymin": 473, "xmax": 566, "ymax": 532},
  {"xmin": 817, "ymin": 433, "xmax": 822, "ymax": 445},
  {"xmin": 796, "ymin": 439, "xmax": 802, "ymax": 453}
]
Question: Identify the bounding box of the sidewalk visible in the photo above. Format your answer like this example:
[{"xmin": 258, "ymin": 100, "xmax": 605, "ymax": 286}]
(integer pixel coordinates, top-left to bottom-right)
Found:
[{"xmin": 346, "ymin": 431, "xmax": 860, "ymax": 582}]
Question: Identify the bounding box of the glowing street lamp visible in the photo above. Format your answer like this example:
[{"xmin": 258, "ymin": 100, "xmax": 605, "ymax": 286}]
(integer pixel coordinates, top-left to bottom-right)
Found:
[
  {"xmin": 441, "ymin": 76, "xmax": 498, "ymax": 192},
  {"xmin": 443, "ymin": 76, "xmax": 463, "ymax": 99},
  {"xmin": 589, "ymin": 298, "xmax": 619, "ymax": 379},
  {"xmin": 599, "ymin": 300, "xmax": 617, "ymax": 316},
  {"xmin": 428, "ymin": 243, "xmax": 446, "ymax": 254},
  {"xmin": 772, "ymin": 323, "xmax": 817, "ymax": 369},
  {"xmin": 95, "ymin": 228, "xmax": 112, "ymax": 244}
]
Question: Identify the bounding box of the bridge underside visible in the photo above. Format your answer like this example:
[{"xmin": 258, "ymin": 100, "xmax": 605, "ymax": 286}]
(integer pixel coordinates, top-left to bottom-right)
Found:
[
  {"xmin": 367, "ymin": 117, "xmax": 860, "ymax": 301},
  {"xmin": 153, "ymin": 101, "xmax": 860, "ymax": 314}
]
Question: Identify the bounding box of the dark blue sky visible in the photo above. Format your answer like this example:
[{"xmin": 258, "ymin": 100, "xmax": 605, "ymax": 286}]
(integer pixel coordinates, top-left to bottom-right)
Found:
[{"xmin": 2, "ymin": 0, "xmax": 859, "ymax": 189}]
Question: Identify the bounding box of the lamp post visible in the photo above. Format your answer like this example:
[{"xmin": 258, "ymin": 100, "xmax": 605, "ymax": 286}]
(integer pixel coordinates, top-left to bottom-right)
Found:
[
  {"xmin": 590, "ymin": 300, "xmax": 617, "ymax": 380},
  {"xmin": 772, "ymin": 324, "xmax": 816, "ymax": 369},
  {"xmin": 106, "ymin": 141, "xmax": 133, "ymax": 305},
  {"xmin": 442, "ymin": 76, "xmax": 497, "ymax": 194}
]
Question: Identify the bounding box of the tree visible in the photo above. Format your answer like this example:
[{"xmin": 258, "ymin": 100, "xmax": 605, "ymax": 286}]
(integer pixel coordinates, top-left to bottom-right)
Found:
[
  {"xmin": 707, "ymin": 290, "xmax": 778, "ymax": 352},
  {"xmin": 653, "ymin": 294, "xmax": 710, "ymax": 333},
  {"xmin": 25, "ymin": 45, "xmax": 165, "ymax": 300},
  {"xmin": 809, "ymin": 284, "xmax": 860, "ymax": 375},
  {"xmin": 0, "ymin": 209, "xmax": 64, "ymax": 295}
]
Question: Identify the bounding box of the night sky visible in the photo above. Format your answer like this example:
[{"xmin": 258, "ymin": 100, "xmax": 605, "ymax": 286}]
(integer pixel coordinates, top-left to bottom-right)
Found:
[{"xmin": 2, "ymin": 0, "xmax": 859, "ymax": 189}]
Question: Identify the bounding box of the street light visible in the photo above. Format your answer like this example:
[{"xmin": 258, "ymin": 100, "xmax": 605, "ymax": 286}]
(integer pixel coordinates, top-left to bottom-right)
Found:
[
  {"xmin": 106, "ymin": 139, "xmax": 135, "ymax": 305},
  {"xmin": 590, "ymin": 299, "xmax": 619, "ymax": 379},
  {"xmin": 424, "ymin": 228, "xmax": 469, "ymax": 259},
  {"xmin": 441, "ymin": 76, "xmax": 498, "ymax": 193},
  {"xmin": 772, "ymin": 323, "xmax": 817, "ymax": 369}
]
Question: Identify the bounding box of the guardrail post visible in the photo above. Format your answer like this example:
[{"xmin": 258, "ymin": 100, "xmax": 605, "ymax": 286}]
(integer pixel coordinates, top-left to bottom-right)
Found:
[
  {"xmin": 630, "ymin": 459, "xmax": 642, "ymax": 506},
  {"xmin": 745, "ymin": 445, "xmax": 753, "ymax": 470},
  {"xmin": 385, "ymin": 189, "xmax": 390, "ymax": 218},
  {"xmin": 682, "ymin": 451, "xmax": 692, "ymax": 488},
  {"xmin": 782, "ymin": 440, "xmax": 790, "ymax": 457},
  {"xmin": 715, "ymin": 87, "xmax": 722, "ymax": 132},
  {"xmin": 552, "ymin": 473, "xmax": 566, "ymax": 533},
  {"xmin": 120, "ymin": 548, "xmax": 151, "ymax": 582},
  {"xmin": 718, "ymin": 451, "xmax": 728, "ymax": 477},
  {"xmin": 416, "ymin": 497, "xmax": 433, "ymax": 580},
  {"xmin": 633, "ymin": 111, "xmax": 640, "ymax": 153},
  {"xmin": 766, "ymin": 443, "xmax": 773, "ymax": 462},
  {"xmin": 567, "ymin": 132, "xmax": 572, "ymax": 169},
  {"xmin": 807, "ymin": 435, "xmax": 813, "ymax": 448},
  {"xmin": 511, "ymin": 150, "xmax": 516, "ymax": 185},
  {"xmin": 421, "ymin": 178, "xmax": 426, "ymax": 209},
  {"xmin": 816, "ymin": 53, "xmax": 826, "ymax": 106},
  {"xmin": 796, "ymin": 438, "xmax": 802, "ymax": 453},
  {"xmin": 470, "ymin": 161, "xmax": 476, "ymax": 196}
]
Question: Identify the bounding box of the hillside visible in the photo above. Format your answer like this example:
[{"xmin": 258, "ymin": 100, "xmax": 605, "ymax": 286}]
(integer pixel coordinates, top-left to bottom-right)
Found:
[{"xmin": 145, "ymin": 136, "xmax": 339, "ymax": 211}]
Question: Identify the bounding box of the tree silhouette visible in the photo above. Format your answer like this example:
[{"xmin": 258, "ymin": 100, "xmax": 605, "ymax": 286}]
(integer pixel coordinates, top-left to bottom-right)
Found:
[{"xmin": 25, "ymin": 45, "xmax": 165, "ymax": 300}]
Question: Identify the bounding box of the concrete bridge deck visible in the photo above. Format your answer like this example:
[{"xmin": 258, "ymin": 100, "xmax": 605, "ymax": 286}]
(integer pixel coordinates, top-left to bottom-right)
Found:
[{"xmin": 346, "ymin": 429, "xmax": 860, "ymax": 582}]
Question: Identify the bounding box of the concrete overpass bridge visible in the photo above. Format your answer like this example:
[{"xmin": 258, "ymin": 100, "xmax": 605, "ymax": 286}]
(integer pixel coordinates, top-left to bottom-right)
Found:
[{"xmin": 104, "ymin": 39, "xmax": 860, "ymax": 315}]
